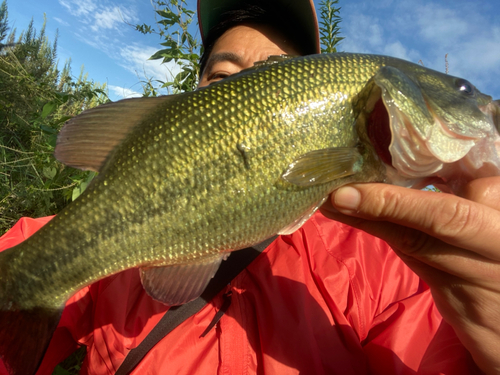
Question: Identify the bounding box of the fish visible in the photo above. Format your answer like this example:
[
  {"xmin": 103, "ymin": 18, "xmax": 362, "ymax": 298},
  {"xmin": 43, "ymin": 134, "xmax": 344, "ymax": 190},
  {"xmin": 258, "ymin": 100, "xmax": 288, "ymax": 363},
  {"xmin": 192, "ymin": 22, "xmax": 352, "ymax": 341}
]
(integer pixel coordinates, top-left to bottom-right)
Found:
[
  {"xmin": 0, "ymin": 52, "xmax": 499, "ymax": 374},
  {"xmin": 493, "ymin": 99, "xmax": 500, "ymax": 132}
]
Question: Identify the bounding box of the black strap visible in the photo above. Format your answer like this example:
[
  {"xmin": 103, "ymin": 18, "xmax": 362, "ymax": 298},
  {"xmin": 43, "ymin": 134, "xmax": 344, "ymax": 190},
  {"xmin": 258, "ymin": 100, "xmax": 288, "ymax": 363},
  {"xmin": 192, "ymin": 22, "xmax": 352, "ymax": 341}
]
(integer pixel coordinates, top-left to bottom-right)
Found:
[{"xmin": 115, "ymin": 236, "xmax": 277, "ymax": 375}]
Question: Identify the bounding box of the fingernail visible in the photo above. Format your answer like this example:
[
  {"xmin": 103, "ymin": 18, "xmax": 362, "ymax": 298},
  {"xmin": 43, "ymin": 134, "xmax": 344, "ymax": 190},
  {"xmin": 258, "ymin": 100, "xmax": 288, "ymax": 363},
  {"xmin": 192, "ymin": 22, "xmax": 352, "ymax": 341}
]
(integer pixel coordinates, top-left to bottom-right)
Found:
[{"xmin": 334, "ymin": 186, "xmax": 361, "ymax": 211}]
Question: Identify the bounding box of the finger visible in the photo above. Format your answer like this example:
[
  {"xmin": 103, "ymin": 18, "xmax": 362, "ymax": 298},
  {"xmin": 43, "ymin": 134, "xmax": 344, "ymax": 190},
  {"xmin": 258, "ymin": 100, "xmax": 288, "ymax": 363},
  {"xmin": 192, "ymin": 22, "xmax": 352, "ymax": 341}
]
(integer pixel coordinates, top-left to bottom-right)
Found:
[
  {"xmin": 395, "ymin": 252, "xmax": 500, "ymax": 328},
  {"xmin": 328, "ymin": 183, "xmax": 500, "ymax": 261},
  {"xmin": 461, "ymin": 177, "xmax": 500, "ymax": 210},
  {"xmin": 320, "ymin": 201, "xmax": 500, "ymax": 287}
]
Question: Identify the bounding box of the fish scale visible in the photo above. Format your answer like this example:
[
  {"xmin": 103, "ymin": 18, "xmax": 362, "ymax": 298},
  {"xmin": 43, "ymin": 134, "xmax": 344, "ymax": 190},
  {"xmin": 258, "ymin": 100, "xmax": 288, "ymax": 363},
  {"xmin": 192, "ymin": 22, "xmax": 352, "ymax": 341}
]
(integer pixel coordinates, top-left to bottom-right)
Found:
[{"xmin": 1, "ymin": 53, "xmax": 499, "ymax": 375}]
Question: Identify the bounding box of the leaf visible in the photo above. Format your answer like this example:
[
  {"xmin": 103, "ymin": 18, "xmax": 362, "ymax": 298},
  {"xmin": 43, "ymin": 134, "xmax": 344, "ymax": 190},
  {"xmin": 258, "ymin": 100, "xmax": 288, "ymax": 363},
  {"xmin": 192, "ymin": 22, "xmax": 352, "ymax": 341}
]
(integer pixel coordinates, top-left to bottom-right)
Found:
[
  {"xmin": 54, "ymin": 115, "xmax": 72, "ymax": 125},
  {"xmin": 43, "ymin": 166, "xmax": 57, "ymax": 179},
  {"xmin": 72, "ymin": 171, "xmax": 97, "ymax": 201},
  {"xmin": 156, "ymin": 9, "xmax": 171, "ymax": 18},
  {"xmin": 55, "ymin": 91, "xmax": 71, "ymax": 103},
  {"xmin": 41, "ymin": 101, "xmax": 57, "ymax": 119},
  {"xmin": 47, "ymin": 134, "xmax": 58, "ymax": 148},
  {"xmin": 135, "ymin": 23, "xmax": 153, "ymax": 34},
  {"xmin": 156, "ymin": 10, "xmax": 180, "ymax": 24},
  {"xmin": 40, "ymin": 125, "xmax": 57, "ymax": 134},
  {"xmin": 149, "ymin": 48, "xmax": 172, "ymax": 60},
  {"xmin": 158, "ymin": 19, "xmax": 174, "ymax": 27}
]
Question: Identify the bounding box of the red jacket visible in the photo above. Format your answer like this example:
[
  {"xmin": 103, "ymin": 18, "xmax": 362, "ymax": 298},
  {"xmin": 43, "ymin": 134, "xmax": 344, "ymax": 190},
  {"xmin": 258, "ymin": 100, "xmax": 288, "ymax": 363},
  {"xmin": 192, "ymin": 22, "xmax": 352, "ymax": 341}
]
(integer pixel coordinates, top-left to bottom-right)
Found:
[{"xmin": 0, "ymin": 213, "xmax": 480, "ymax": 374}]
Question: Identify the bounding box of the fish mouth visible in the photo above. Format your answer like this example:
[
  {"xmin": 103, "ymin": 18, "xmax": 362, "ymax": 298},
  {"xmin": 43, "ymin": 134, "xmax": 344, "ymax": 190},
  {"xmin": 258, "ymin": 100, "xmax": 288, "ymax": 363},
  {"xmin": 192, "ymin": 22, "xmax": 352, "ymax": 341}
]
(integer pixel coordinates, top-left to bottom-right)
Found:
[
  {"xmin": 365, "ymin": 89, "xmax": 500, "ymax": 195},
  {"xmin": 365, "ymin": 87, "xmax": 446, "ymax": 187},
  {"xmin": 489, "ymin": 99, "xmax": 500, "ymax": 133}
]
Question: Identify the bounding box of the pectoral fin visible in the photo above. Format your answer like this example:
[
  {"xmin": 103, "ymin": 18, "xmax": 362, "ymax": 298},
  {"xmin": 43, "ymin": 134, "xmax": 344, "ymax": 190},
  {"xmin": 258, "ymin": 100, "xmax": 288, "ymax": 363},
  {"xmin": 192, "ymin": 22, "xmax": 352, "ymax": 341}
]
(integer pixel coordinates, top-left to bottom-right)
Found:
[
  {"xmin": 281, "ymin": 147, "xmax": 362, "ymax": 187},
  {"xmin": 139, "ymin": 254, "xmax": 226, "ymax": 306}
]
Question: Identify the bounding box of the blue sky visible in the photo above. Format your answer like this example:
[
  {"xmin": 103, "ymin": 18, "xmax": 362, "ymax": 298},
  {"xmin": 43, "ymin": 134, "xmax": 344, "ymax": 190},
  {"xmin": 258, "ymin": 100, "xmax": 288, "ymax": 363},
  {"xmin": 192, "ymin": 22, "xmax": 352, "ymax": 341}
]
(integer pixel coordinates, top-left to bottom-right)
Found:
[{"xmin": 6, "ymin": 0, "xmax": 500, "ymax": 101}]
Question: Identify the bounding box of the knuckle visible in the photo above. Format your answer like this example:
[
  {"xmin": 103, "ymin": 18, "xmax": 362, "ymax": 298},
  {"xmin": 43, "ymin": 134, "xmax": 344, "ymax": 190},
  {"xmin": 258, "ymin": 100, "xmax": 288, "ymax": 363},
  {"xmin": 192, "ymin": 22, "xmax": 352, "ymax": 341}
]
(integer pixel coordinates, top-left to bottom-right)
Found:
[
  {"xmin": 396, "ymin": 226, "xmax": 436, "ymax": 255},
  {"xmin": 433, "ymin": 200, "xmax": 481, "ymax": 241},
  {"xmin": 372, "ymin": 186, "xmax": 403, "ymax": 218},
  {"xmin": 443, "ymin": 284, "xmax": 500, "ymax": 329}
]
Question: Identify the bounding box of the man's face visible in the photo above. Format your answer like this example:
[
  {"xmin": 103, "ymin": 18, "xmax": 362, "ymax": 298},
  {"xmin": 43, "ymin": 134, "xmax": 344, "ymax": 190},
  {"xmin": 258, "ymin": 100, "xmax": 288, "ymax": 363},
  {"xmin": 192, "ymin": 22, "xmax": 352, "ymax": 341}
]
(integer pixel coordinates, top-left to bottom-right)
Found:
[{"xmin": 198, "ymin": 24, "xmax": 300, "ymax": 88}]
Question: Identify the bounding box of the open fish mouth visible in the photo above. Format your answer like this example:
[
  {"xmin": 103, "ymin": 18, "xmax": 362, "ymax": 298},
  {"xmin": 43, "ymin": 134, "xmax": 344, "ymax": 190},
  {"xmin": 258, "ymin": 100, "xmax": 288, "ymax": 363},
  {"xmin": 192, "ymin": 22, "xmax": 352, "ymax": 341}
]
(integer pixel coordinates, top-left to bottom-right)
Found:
[
  {"xmin": 364, "ymin": 82, "xmax": 500, "ymax": 195},
  {"xmin": 489, "ymin": 99, "xmax": 500, "ymax": 133}
]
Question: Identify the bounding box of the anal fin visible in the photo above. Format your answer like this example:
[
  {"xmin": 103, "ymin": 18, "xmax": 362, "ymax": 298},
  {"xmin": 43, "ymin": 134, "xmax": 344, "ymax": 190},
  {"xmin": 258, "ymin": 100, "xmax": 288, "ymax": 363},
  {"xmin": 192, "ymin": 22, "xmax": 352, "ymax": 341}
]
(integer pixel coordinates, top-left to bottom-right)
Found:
[{"xmin": 139, "ymin": 254, "xmax": 226, "ymax": 306}]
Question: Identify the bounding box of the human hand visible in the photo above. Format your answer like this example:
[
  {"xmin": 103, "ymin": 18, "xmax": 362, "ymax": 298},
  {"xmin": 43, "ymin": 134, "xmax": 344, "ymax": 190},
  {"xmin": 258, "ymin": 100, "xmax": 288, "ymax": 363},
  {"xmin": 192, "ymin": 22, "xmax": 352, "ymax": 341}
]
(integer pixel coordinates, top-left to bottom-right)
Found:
[{"xmin": 320, "ymin": 177, "xmax": 500, "ymax": 374}]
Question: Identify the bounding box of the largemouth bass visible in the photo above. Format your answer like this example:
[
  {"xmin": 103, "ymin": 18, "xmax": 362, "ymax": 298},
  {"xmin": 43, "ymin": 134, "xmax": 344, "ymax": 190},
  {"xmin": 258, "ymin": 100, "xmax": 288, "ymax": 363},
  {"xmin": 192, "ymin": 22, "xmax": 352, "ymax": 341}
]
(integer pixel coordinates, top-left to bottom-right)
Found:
[{"xmin": 0, "ymin": 53, "xmax": 499, "ymax": 374}]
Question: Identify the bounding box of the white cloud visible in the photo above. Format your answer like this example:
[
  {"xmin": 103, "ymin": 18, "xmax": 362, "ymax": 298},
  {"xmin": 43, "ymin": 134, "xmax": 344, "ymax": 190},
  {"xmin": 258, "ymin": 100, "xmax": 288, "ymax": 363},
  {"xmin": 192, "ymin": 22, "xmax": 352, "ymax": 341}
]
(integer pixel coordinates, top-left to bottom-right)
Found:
[
  {"xmin": 109, "ymin": 85, "xmax": 142, "ymax": 99},
  {"xmin": 414, "ymin": 3, "xmax": 469, "ymax": 43},
  {"xmin": 119, "ymin": 44, "xmax": 183, "ymax": 84},
  {"xmin": 442, "ymin": 29, "xmax": 500, "ymax": 95},
  {"xmin": 59, "ymin": 0, "xmax": 97, "ymax": 18},
  {"xmin": 58, "ymin": 0, "xmax": 137, "ymax": 32},
  {"xmin": 340, "ymin": 14, "xmax": 384, "ymax": 53},
  {"xmin": 382, "ymin": 41, "xmax": 411, "ymax": 61},
  {"xmin": 58, "ymin": 0, "xmax": 181, "ymax": 96},
  {"xmin": 91, "ymin": 6, "xmax": 135, "ymax": 32},
  {"xmin": 340, "ymin": 12, "xmax": 420, "ymax": 62},
  {"xmin": 408, "ymin": 3, "xmax": 500, "ymax": 95},
  {"xmin": 53, "ymin": 17, "xmax": 70, "ymax": 27},
  {"xmin": 340, "ymin": 0, "xmax": 500, "ymax": 98}
]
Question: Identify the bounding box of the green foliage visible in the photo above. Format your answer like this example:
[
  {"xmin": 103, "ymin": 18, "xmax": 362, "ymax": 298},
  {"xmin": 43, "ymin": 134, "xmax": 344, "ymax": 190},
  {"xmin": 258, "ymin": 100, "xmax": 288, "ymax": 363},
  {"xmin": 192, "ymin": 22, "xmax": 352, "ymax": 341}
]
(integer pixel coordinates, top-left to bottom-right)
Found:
[
  {"xmin": 319, "ymin": 0, "xmax": 344, "ymax": 53},
  {"xmin": 52, "ymin": 346, "xmax": 86, "ymax": 375},
  {"xmin": 0, "ymin": 0, "xmax": 8, "ymax": 43},
  {"xmin": 424, "ymin": 185, "xmax": 441, "ymax": 193},
  {"xmin": 138, "ymin": 0, "xmax": 344, "ymax": 95},
  {"xmin": 135, "ymin": 0, "xmax": 201, "ymax": 94},
  {"xmin": 0, "ymin": 2, "xmax": 108, "ymax": 234}
]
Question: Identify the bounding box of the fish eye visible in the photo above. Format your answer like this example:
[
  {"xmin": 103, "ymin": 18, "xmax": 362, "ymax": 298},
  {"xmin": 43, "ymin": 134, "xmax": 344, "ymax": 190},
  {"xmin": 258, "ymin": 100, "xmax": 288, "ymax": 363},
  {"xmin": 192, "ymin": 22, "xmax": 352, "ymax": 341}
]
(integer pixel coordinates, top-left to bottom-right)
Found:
[{"xmin": 456, "ymin": 79, "xmax": 474, "ymax": 95}]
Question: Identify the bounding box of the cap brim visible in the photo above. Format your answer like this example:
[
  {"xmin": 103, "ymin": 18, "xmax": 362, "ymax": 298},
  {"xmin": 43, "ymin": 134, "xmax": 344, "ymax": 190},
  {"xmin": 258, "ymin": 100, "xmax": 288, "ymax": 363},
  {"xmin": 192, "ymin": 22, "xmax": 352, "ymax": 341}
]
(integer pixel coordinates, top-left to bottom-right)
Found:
[{"xmin": 197, "ymin": 0, "xmax": 320, "ymax": 54}]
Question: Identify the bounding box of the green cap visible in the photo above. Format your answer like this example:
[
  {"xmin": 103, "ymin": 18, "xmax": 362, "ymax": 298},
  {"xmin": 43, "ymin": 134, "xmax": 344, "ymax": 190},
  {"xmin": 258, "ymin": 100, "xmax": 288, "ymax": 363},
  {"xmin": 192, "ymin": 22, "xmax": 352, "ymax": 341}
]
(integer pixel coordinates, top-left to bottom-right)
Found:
[{"xmin": 197, "ymin": 0, "xmax": 320, "ymax": 54}]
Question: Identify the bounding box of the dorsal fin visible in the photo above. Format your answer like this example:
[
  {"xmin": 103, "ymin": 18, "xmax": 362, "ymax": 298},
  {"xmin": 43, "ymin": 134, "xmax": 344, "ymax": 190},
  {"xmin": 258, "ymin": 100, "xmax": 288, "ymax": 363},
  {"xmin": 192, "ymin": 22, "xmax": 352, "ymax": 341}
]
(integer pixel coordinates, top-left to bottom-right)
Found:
[
  {"xmin": 54, "ymin": 96, "xmax": 173, "ymax": 172},
  {"xmin": 235, "ymin": 54, "xmax": 298, "ymax": 75},
  {"xmin": 252, "ymin": 54, "xmax": 297, "ymax": 67}
]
